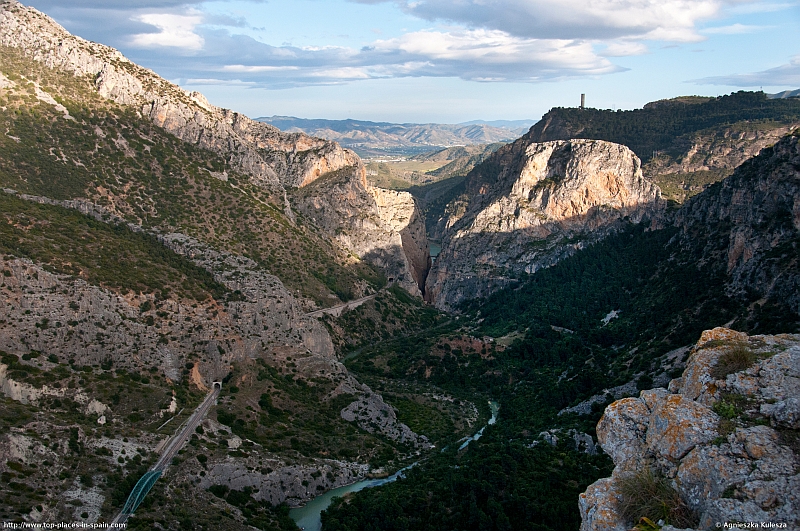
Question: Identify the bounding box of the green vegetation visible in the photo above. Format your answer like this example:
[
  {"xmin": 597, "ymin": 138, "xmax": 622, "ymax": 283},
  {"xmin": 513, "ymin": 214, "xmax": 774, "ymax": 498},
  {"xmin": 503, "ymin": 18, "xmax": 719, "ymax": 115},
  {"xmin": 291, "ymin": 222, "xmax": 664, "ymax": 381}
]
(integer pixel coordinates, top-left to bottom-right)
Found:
[
  {"xmin": 0, "ymin": 192, "xmax": 227, "ymax": 300},
  {"xmin": 324, "ymin": 284, "xmax": 446, "ymax": 355},
  {"xmin": 0, "ymin": 349, "xmax": 209, "ymax": 523},
  {"xmin": 710, "ymin": 343, "xmax": 758, "ymax": 380},
  {"xmin": 212, "ymin": 357, "xmax": 404, "ymax": 465},
  {"xmin": 0, "ymin": 45, "xmax": 382, "ymax": 305},
  {"xmin": 323, "ymin": 439, "xmax": 610, "ymax": 531},
  {"xmin": 652, "ymin": 168, "xmax": 734, "ymax": 203},
  {"xmin": 326, "ymin": 171, "xmax": 798, "ymax": 530},
  {"xmin": 538, "ymin": 91, "xmax": 800, "ymax": 163},
  {"xmin": 207, "ymin": 486, "xmax": 297, "ymax": 531}
]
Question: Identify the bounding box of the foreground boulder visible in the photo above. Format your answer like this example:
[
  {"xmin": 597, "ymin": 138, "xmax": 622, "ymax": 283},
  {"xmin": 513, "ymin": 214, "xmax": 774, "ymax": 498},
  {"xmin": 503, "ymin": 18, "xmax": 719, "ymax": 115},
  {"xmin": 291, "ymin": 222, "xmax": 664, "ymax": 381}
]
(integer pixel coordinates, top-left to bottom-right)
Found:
[{"xmin": 580, "ymin": 328, "xmax": 800, "ymax": 531}]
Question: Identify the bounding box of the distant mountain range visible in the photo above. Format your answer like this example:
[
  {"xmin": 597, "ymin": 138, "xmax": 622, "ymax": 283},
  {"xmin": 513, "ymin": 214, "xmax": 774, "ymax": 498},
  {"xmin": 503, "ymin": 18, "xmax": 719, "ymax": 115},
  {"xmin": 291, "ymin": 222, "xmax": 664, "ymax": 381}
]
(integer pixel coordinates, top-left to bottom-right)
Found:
[
  {"xmin": 768, "ymin": 89, "xmax": 800, "ymax": 99},
  {"xmin": 255, "ymin": 116, "xmax": 535, "ymax": 157}
]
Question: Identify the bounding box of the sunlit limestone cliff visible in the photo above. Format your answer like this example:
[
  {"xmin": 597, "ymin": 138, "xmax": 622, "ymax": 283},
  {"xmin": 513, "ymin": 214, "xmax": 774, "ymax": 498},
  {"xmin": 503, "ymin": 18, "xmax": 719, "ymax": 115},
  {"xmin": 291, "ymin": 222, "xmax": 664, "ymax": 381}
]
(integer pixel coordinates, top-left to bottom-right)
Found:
[{"xmin": 426, "ymin": 138, "xmax": 662, "ymax": 310}]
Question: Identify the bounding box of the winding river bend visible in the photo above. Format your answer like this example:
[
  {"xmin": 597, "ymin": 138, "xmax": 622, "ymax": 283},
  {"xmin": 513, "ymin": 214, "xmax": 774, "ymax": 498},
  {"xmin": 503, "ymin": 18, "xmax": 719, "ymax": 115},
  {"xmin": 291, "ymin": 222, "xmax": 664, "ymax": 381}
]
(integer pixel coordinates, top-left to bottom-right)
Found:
[{"xmin": 290, "ymin": 401, "xmax": 499, "ymax": 531}]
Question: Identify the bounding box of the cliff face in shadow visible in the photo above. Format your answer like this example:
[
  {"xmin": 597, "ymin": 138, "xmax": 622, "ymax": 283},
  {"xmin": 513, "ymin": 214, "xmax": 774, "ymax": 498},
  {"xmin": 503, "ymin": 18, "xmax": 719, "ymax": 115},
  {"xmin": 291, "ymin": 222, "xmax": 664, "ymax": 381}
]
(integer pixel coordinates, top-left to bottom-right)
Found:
[
  {"xmin": 290, "ymin": 165, "xmax": 430, "ymax": 297},
  {"xmin": 426, "ymin": 139, "xmax": 663, "ymax": 311},
  {"xmin": 672, "ymin": 131, "xmax": 800, "ymax": 316}
]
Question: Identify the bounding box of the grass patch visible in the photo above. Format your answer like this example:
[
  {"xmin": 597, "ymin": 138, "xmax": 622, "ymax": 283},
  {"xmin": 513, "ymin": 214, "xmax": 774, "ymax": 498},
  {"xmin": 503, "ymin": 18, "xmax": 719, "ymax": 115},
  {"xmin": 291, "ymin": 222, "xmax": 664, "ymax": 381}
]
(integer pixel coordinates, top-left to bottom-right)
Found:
[
  {"xmin": 617, "ymin": 469, "xmax": 697, "ymax": 529},
  {"xmin": 710, "ymin": 343, "xmax": 757, "ymax": 380}
]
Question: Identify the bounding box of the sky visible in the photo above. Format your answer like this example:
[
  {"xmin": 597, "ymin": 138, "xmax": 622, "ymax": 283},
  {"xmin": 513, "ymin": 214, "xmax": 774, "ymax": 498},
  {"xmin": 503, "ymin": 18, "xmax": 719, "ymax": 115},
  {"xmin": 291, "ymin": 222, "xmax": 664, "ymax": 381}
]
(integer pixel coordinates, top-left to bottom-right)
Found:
[{"xmin": 24, "ymin": 0, "xmax": 800, "ymax": 124}]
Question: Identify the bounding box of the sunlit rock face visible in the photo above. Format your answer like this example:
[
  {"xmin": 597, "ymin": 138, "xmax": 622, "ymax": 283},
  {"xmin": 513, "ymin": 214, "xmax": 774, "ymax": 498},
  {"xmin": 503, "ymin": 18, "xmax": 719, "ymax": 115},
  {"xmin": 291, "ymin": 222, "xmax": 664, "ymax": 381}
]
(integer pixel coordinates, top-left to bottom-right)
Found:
[
  {"xmin": 291, "ymin": 165, "xmax": 430, "ymax": 297},
  {"xmin": 580, "ymin": 328, "xmax": 800, "ymax": 531},
  {"xmin": 426, "ymin": 139, "xmax": 663, "ymax": 310}
]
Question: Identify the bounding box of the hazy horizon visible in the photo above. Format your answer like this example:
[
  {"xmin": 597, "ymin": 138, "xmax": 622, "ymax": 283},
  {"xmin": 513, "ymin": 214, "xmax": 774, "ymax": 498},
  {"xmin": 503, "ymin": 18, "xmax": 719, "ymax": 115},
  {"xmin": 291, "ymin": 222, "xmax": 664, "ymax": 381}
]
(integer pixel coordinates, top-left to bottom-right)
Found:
[{"xmin": 22, "ymin": 0, "xmax": 800, "ymax": 123}]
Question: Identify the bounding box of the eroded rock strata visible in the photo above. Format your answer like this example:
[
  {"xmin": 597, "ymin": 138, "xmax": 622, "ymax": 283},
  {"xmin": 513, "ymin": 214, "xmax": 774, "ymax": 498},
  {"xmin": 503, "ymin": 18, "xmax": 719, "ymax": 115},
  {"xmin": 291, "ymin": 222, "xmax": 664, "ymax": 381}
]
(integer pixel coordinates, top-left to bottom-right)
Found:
[{"xmin": 291, "ymin": 166, "xmax": 430, "ymax": 297}]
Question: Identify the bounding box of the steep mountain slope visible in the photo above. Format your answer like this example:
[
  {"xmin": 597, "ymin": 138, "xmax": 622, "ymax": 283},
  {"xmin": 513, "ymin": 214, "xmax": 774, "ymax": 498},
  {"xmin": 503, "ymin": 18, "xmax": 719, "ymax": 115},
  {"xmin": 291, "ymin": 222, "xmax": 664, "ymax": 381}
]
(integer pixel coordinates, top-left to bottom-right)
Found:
[
  {"xmin": 0, "ymin": 0, "xmax": 357, "ymax": 190},
  {"xmin": 290, "ymin": 166, "xmax": 430, "ymax": 297},
  {"xmin": 673, "ymin": 131, "xmax": 800, "ymax": 317},
  {"xmin": 0, "ymin": 1, "xmax": 449, "ymax": 528},
  {"xmin": 0, "ymin": 0, "xmax": 431, "ymax": 309},
  {"xmin": 426, "ymin": 138, "xmax": 663, "ymax": 310}
]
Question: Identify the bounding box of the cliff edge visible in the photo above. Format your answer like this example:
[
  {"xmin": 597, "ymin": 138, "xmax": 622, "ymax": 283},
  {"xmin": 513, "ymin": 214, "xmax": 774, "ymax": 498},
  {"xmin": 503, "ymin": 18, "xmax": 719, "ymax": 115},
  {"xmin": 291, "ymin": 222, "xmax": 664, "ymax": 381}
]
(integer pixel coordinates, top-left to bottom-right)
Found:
[{"xmin": 580, "ymin": 327, "xmax": 800, "ymax": 531}]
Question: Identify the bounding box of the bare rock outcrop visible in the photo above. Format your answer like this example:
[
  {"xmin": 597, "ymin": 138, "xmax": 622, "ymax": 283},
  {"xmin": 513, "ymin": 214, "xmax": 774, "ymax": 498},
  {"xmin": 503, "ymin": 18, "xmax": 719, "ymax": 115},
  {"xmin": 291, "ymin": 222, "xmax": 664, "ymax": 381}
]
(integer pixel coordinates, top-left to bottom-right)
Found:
[
  {"xmin": 426, "ymin": 139, "xmax": 662, "ymax": 310},
  {"xmin": 0, "ymin": 0, "xmax": 358, "ymax": 190},
  {"xmin": 579, "ymin": 328, "xmax": 800, "ymax": 531},
  {"xmin": 672, "ymin": 132, "xmax": 800, "ymax": 316},
  {"xmin": 291, "ymin": 166, "xmax": 430, "ymax": 297}
]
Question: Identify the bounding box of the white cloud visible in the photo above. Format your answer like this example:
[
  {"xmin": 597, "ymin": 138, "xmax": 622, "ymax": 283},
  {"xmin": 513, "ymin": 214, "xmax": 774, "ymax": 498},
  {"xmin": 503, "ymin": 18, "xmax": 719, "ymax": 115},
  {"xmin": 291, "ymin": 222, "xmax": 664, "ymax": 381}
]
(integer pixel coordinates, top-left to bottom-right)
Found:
[
  {"xmin": 702, "ymin": 23, "xmax": 769, "ymax": 34},
  {"xmin": 130, "ymin": 12, "xmax": 205, "ymax": 50},
  {"xmin": 222, "ymin": 65, "xmax": 300, "ymax": 73},
  {"xmin": 726, "ymin": 2, "xmax": 798, "ymax": 15},
  {"xmin": 369, "ymin": 29, "xmax": 619, "ymax": 78},
  {"xmin": 390, "ymin": 0, "xmax": 734, "ymax": 41},
  {"xmin": 693, "ymin": 54, "xmax": 800, "ymax": 86},
  {"xmin": 600, "ymin": 41, "xmax": 649, "ymax": 57}
]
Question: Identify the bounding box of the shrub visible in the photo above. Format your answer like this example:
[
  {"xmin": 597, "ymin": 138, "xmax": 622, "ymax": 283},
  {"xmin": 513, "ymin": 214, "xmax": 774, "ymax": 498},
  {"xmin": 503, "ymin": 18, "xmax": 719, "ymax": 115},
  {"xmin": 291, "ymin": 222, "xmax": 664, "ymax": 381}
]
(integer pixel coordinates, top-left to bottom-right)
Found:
[
  {"xmin": 617, "ymin": 469, "xmax": 697, "ymax": 528},
  {"xmin": 710, "ymin": 344, "xmax": 757, "ymax": 380}
]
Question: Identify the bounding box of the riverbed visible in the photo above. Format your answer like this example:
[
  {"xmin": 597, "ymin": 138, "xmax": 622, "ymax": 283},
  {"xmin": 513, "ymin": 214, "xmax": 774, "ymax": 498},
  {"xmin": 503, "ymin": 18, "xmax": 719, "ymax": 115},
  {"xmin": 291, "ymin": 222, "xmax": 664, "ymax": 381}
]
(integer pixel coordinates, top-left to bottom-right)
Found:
[{"xmin": 289, "ymin": 400, "xmax": 499, "ymax": 531}]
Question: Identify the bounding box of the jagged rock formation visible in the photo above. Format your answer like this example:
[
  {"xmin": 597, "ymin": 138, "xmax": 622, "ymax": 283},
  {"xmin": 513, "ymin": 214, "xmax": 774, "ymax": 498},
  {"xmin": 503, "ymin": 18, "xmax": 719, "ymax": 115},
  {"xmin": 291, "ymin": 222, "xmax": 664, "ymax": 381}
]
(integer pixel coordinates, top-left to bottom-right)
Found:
[
  {"xmin": 580, "ymin": 327, "xmax": 800, "ymax": 531},
  {"xmin": 0, "ymin": 0, "xmax": 357, "ymax": 190},
  {"xmin": 672, "ymin": 131, "xmax": 800, "ymax": 316},
  {"xmin": 291, "ymin": 166, "xmax": 430, "ymax": 297},
  {"xmin": 426, "ymin": 139, "xmax": 662, "ymax": 310}
]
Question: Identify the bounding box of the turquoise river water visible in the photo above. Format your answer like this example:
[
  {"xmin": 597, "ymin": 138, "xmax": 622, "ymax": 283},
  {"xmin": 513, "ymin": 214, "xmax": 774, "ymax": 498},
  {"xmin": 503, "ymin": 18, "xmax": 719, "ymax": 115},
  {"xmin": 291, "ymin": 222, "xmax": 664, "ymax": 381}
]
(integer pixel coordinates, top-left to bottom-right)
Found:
[{"xmin": 290, "ymin": 401, "xmax": 499, "ymax": 531}]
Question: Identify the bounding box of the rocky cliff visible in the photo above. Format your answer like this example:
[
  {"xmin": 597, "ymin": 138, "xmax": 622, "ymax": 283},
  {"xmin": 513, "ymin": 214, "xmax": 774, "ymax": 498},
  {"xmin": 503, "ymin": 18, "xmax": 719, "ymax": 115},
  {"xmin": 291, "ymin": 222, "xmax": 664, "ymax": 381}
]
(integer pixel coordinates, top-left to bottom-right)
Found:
[
  {"xmin": 0, "ymin": 190, "xmax": 429, "ymax": 526},
  {"xmin": 426, "ymin": 139, "xmax": 662, "ymax": 310},
  {"xmin": 673, "ymin": 131, "xmax": 800, "ymax": 317},
  {"xmin": 580, "ymin": 327, "xmax": 800, "ymax": 531},
  {"xmin": 0, "ymin": 0, "xmax": 357, "ymax": 190},
  {"xmin": 525, "ymin": 98, "xmax": 800, "ymax": 203},
  {"xmin": 0, "ymin": 0, "xmax": 430, "ymax": 303},
  {"xmin": 291, "ymin": 165, "xmax": 430, "ymax": 297}
]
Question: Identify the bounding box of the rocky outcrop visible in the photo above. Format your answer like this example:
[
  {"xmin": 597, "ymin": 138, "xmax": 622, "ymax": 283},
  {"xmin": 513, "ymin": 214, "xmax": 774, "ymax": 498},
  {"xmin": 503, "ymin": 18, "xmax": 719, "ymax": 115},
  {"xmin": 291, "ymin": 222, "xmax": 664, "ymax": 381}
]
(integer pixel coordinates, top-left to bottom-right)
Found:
[
  {"xmin": 0, "ymin": 0, "xmax": 358, "ymax": 189},
  {"xmin": 291, "ymin": 166, "xmax": 430, "ymax": 297},
  {"xmin": 341, "ymin": 391, "xmax": 430, "ymax": 447},
  {"xmin": 673, "ymin": 131, "xmax": 800, "ymax": 315},
  {"xmin": 579, "ymin": 328, "xmax": 800, "ymax": 531},
  {"xmin": 426, "ymin": 139, "xmax": 662, "ymax": 310},
  {"xmin": 644, "ymin": 123, "xmax": 798, "ymax": 179}
]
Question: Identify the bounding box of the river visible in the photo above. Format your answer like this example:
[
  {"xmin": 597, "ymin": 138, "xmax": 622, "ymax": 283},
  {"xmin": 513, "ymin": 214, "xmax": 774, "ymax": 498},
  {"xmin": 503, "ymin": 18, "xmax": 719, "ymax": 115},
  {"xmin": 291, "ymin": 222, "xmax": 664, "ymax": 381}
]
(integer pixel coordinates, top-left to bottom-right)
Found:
[
  {"xmin": 289, "ymin": 401, "xmax": 499, "ymax": 531},
  {"xmin": 429, "ymin": 241, "xmax": 441, "ymax": 262}
]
